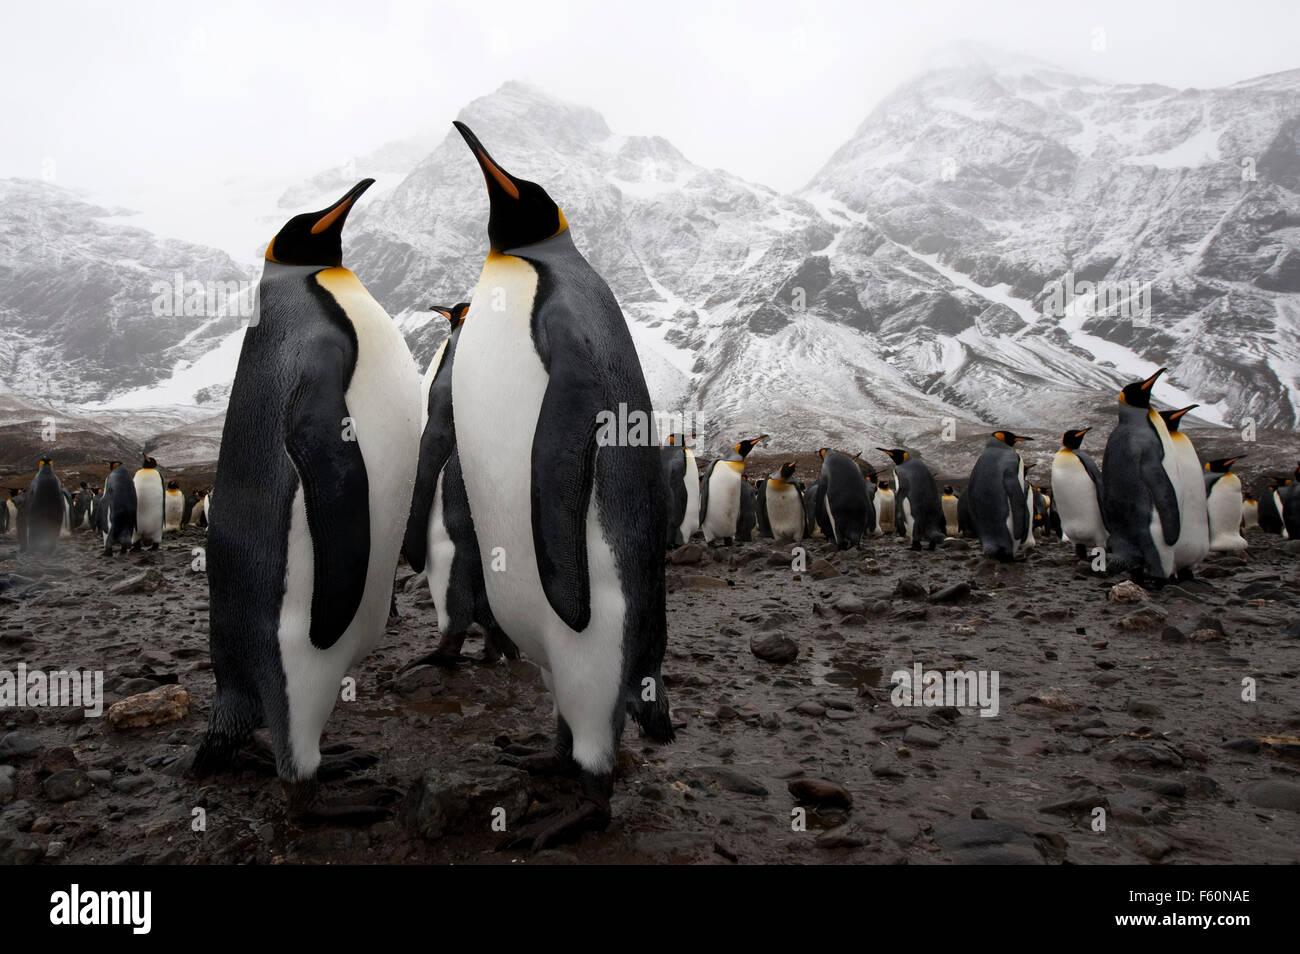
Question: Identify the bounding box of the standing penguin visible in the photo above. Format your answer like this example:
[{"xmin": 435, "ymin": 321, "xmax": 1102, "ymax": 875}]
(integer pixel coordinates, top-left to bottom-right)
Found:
[
  {"xmin": 193, "ymin": 179, "xmax": 422, "ymax": 817},
  {"xmin": 878, "ymin": 448, "xmax": 945, "ymax": 550},
  {"xmin": 1158, "ymin": 406, "xmax": 1209, "ymax": 579},
  {"xmin": 1257, "ymin": 479, "xmax": 1286, "ymax": 535},
  {"xmin": 189, "ymin": 489, "xmax": 208, "ymax": 528},
  {"xmin": 100, "ymin": 461, "xmax": 136, "ymax": 556},
  {"xmin": 70, "ymin": 482, "xmax": 93, "ymax": 530},
  {"xmin": 1050, "ymin": 428, "xmax": 1107, "ymax": 561},
  {"xmin": 401, "ymin": 301, "xmax": 517, "ymax": 667},
  {"xmin": 1100, "ymin": 370, "xmax": 1180, "ymax": 582},
  {"xmin": 132, "ymin": 456, "xmax": 165, "ymax": 551},
  {"xmin": 1204, "ymin": 457, "xmax": 1248, "ymax": 553},
  {"xmin": 1280, "ymin": 465, "xmax": 1300, "ymax": 539},
  {"xmin": 758, "ymin": 461, "xmax": 805, "ymax": 542},
  {"xmin": 24, "ymin": 459, "xmax": 65, "ymax": 555},
  {"xmin": 817, "ymin": 448, "xmax": 871, "ymax": 549},
  {"xmin": 966, "ymin": 431, "xmax": 1035, "ymax": 562},
  {"xmin": 448, "ymin": 123, "xmax": 674, "ymax": 849},
  {"xmin": 700, "ymin": 435, "xmax": 766, "ymax": 545},
  {"xmin": 660, "ymin": 433, "xmax": 700, "ymax": 547},
  {"xmin": 803, "ymin": 477, "xmax": 830, "ymax": 539},
  {"xmin": 736, "ymin": 476, "xmax": 758, "ymax": 542},
  {"xmin": 1241, "ymin": 493, "xmax": 1259, "ymax": 530},
  {"xmin": 163, "ymin": 480, "xmax": 185, "ymax": 531},
  {"xmin": 941, "ymin": 486, "xmax": 960, "ymax": 537},
  {"xmin": 875, "ymin": 477, "xmax": 895, "ymax": 534}
]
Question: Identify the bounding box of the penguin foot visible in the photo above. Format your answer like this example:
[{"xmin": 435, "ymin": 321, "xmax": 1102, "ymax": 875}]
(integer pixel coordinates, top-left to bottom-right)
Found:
[
  {"xmin": 496, "ymin": 751, "xmax": 578, "ymax": 777},
  {"xmin": 396, "ymin": 650, "xmax": 463, "ymax": 673},
  {"xmin": 284, "ymin": 778, "xmax": 399, "ymax": 824},
  {"xmin": 498, "ymin": 775, "xmax": 612, "ymax": 853},
  {"xmin": 317, "ymin": 744, "xmax": 379, "ymax": 781}
]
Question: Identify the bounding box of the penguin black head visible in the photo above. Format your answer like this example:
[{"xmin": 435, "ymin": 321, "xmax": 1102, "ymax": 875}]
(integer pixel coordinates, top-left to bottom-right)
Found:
[
  {"xmin": 141, "ymin": 456, "xmax": 158, "ymax": 470},
  {"xmin": 779, "ymin": 461, "xmax": 797, "ymax": 481},
  {"xmin": 879, "ymin": 479, "xmax": 891, "ymax": 490},
  {"xmin": 265, "ymin": 179, "xmax": 374, "ymax": 267},
  {"xmin": 38, "ymin": 458, "xmax": 53, "ymax": 468},
  {"xmin": 107, "ymin": 461, "xmax": 121, "ymax": 471},
  {"xmin": 1061, "ymin": 427, "xmax": 1090, "ymax": 450},
  {"xmin": 454, "ymin": 122, "xmax": 567, "ymax": 253},
  {"xmin": 1118, "ymin": 368, "xmax": 1165, "ymax": 408},
  {"xmin": 876, "ymin": 447, "xmax": 909, "ymax": 464},
  {"xmin": 430, "ymin": 302, "xmax": 471, "ymax": 328},
  {"xmin": 1158, "ymin": 405, "xmax": 1197, "ymax": 433},
  {"xmin": 1205, "ymin": 456, "xmax": 1243, "ymax": 473},
  {"xmin": 167, "ymin": 479, "xmax": 180, "ymax": 490},
  {"xmin": 992, "ymin": 431, "xmax": 1032, "ymax": 447},
  {"xmin": 943, "ymin": 485, "xmax": 954, "ymax": 495},
  {"xmin": 735, "ymin": 435, "xmax": 766, "ymax": 459}
]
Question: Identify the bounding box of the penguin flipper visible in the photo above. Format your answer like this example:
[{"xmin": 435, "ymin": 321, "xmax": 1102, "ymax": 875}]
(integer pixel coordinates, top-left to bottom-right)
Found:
[
  {"xmin": 531, "ymin": 349, "xmax": 602, "ymax": 633},
  {"xmin": 698, "ymin": 462, "xmax": 711, "ymax": 525},
  {"xmin": 285, "ymin": 364, "xmax": 371, "ymax": 651},
  {"xmin": 402, "ymin": 396, "xmax": 455, "ymax": 574},
  {"xmin": 1004, "ymin": 470, "xmax": 1029, "ymax": 542},
  {"xmin": 1143, "ymin": 455, "xmax": 1181, "ymax": 545}
]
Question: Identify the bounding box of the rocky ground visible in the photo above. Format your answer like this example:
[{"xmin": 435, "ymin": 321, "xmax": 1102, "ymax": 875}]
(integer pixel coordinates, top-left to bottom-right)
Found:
[{"xmin": 1, "ymin": 518, "xmax": 1298, "ymax": 866}]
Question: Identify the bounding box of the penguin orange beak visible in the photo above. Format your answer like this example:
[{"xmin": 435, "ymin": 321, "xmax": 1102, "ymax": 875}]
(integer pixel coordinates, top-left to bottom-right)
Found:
[
  {"xmin": 1167, "ymin": 404, "xmax": 1198, "ymax": 421},
  {"xmin": 1141, "ymin": 368, "xmax": 1166, "ymax": 391},
  {"xmin": 311, "ymin": 178, "xmax": 374, "ymax": 236},
  {"xmin": 1013, "ymin": 435, "xmax": 1033, "ymax": 443},
  {"xmin": 453, "ymin": 121, "xmax": 520, "ymax": 199}
]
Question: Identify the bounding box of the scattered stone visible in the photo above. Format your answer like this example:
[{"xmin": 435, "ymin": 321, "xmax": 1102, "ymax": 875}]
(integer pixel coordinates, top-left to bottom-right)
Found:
[
  {"xmin": 0, "ymin": 820, "xmax": 41, "ymax": 865},
  {"xmin": 1133, "ymin": 832, "xmax": 1173, "ymax": 860},
  {"xmin": 894, "ymin": 579, "xmax": 927, "ymax": 599},
  {"xmin": 833, "ymin": 595, "xmax": 866, "ymax": 615},
  {"xmin": 1188, "ymin": 628, "xmax": 1222, "ymax": 643},
  {"xmin": 1126, "ymin": 699, "xmax": 1163, "ymax": 719},
  {"xmin": 816, "ymin": 823, "xmax": 866, "ymax": 849},
  {"xmin": 109, "ymin": 569, "xmax": 169, "ymax": 595},
  {"xmin": 108, "ymin": 684, "xmax": 191, "ymax": 729},
  {"xmin": 809, "ymin": 559, "xmax": 840, "ymax": 580},
  {"xmin": 691, "ymin": 766, "xmax": 768, "ymax": 797},
  {"xmin": 1243, "ymin": 779, "xmax": 1300, "ymax": 812},
  {"xmin": 750, "ymin": 633, "xmax": 798, "ymax": 664},
  {"xmin": 1117, "ymin": 605, "xmax": 1168, "ymax": 631},
  {"xmin": 903, "ymin": 725, "xmax": 942, "ymax": 748},
  {"xmin": 667, "ymin": 544, "xmax": 704, "ymax": 565},
  {"xmin": 794, "ymin": 701, "xmax": 826, "ymax": 718},
  {"xmin": 42, "ymin": 769, "xmax": 92, "ymax": 802},
  {"xmin": 0, "ymin": 732, "xmax": 40, "ymax": 760},
  {"xmin": 404, "ymin": 765, "xmax": 530, "ymax": 840},
  {"xmin": 933, "ymin": 818, "xmax": 1043, "ymax": 864},
  {"xmin": 1109, "ymin": 581, "xmax": 1148, "ymax": 603},
  {"xmin": 788, "ymin": 778, "xmax": 853, "ymax": 809},
  {"xmin": 0, "ymin": 766, "xmax": 14, "ymax": 806},
  {"xmin": 929, "ymin": 581, "xmax": 971, "ymax": 604},
  {"xmin": 1160, "ymin": 626, "xmax": 1186, "ymax": 643},
  {"xmin": 683, "ymin": 575, "xmax": 729, "ymax": 589}
]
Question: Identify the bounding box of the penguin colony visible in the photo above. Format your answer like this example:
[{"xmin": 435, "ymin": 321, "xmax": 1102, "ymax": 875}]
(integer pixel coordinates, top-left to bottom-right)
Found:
[{"xmin": 5, "ymin": 127, "xmax": 1298, "ymax": 854}]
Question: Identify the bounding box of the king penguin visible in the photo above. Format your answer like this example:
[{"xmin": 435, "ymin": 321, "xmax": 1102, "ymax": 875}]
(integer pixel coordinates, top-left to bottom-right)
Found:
[
  {"xmin": 401, "ymin": 300, "xmax": 518, "ymax": 666},
  {"xmin": 817, "ymin": 448, "xmax": 871, "ymax": 549},
  {"xmin": 194, "ymin": 179, "xmax": 422, "ymax": 816},
  {"xmin": 966, "ymin": 431, "xmax": 1035, "ymax": 562},
  {"xmin": 1050, "ymin": 428, "xmax": 1107, "ymax": 561},
  {"xmin": 24, "ymin": 459, "xmax": 65, "ymax": 556},
  {"xmin": 448, "ymin": 122, "xmax": 674, "ymax": 850},
  {"xmin": 132, "ymin": 456, "xmax": 165, "ymax": 551},
  {"xmin": 1241, "ymin": 493, "xmax": 1259, "ymax": 530},
  {"xmin": 878, "ymin": 448, "xmax": 945, "ymax": 549},
  {"xmin": 1204, "ymin": 456, "xmax": 1248, "ymax": 553},
  {"xmin": 100, "ymin": 461, "xmax": 136, "ymax": 556},
  {"xmin": 941, "ymin": 486, "xmax": 960, "ymax": 537},
  {"xmin": 700, "ymin": 435, "xmax": 766, "ymax": 545},
  {"xmin": 1158, "ymin": 405, "xmax": 1209, "ymax": 579},
  {"xmin": 1257, "ymin": 479, "xmax": 1286, "ymax": 535},
  {"xmin": 660, "ymin": 433, "xmax": 700, "ymax": 547},
  {"xmin": 874, "ymin": 477, "xmax": 895, "ymax": 535},
  {"xmin": 1279, "ymin": 464, "xmax": 1300, "ymax": 539},
  {"xmin": 164, "ymin": 480, "xmax": 185, "ymax": 532},
  {"xmin": 1100, "ymin": 370, "xmax": 1180, "ymax": 582},
  {"xmin": 758, "ymin": 461, "xmax": 805, "ymax": 542}
]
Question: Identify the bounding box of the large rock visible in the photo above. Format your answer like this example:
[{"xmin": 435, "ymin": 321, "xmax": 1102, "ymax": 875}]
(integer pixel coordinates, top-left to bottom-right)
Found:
[
  {"xmin": 750, "ymin": 633, "xmax": 798, "ymax": 664},
  {"xmin": 404, "ymin": 765, "xmax": 530, "ymax": 840},
  {"xmin": 788, "ymin": 777, "xmax": 853, "ymax": 809},
  {"xmin": 107, "ymin": 684, "xmax": 191, "ymax": 729},
  {"xmin": 1243, "ymin": 779, "xmax": 1300, "ymax": 812},
  {"xmin": 42, "ymin": 769, "xmax": 91, "ymax": 803},
  {"xmin": 109, "ymin": 568, "xmax": 169, "ymax": 595}
]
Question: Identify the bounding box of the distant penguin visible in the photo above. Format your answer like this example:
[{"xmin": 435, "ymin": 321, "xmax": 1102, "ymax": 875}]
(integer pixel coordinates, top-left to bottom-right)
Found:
[
  {"xmin": 758, "ymin": 461, "xmax": 805, "ymax": 542},
  {"xmin": 736, "ymin": 477, "xmax": 758, "ymax": 542},
  {"xmin": 0, "ymin": 489, "xmax": 9, "ymax": 535},
  {"xmin": 194, "ymin": 178, "xmax": 422, "ymax": 818},
  {"xmin": 941, "ymin": 486, "xmax": 959, "ymax": 537},
  {"xmin": 25, "ymin": 459, "xmax": 65, "ymax": 555},
  {"xmin": 447, "ymin": 122, "xmax": 673, "ymax": 848},
  {"xmin": 60, "ymin": 490, "xmax": 72, "ymax": 538},
  {"xmin": 101, "ymin": 461, "xmax": 137, "ymax": 556},
  {"xmin": 1280, "ymin": 464, "xmax": 1300, "ymax": 539},
  {"xmin": 401, "ymin": 300, "xmax": 517, "ymax": 666},
  {"xmin": 1204, "ymin": 457, "xmax": 1248, "ymax": 553},
  {"xmin": 803, "ymin": 477, "xmax": 831, "ymax": 539},
  {"xmin": 204, "ymin": 489, "xmax": 214, "ymax": 526},
  {"xmin": 966, "ymin": 431, "xmax": 1035, "ymax": 562},
  {"xmin": 1100, "ymin": 370, "xmax": 1180, "ymax": 582},
  {"xmin": 188, "ymin": 490, "xmax": 208, "ymax": 528},
  {"xmin": 1257, "ymin": 479, "xmax": 1285, "ymax": 535},
  {"xmin": 1158, "ymin": 406, "xmax": 1208, "ymax": 579},
  {"xmin": 1051, "ymin": 428, "xmax": 1107, "ymax": 561},
  {"xmin": 818, "ymin": 448, "xmax": 871, "ymax": 549},
  {"xmin": 164, "ymin": 480, "xmax": 185, "ymax": 531},
  {"xmin": 11, "ymin": 489, "xmax": 28, "ymax": 550},
  {"xmin": 1241, "ymin": 493, "xmax": 1259, "ymax": 530},
  {"xmin": 660, "ymin": 433, "xmax": 700, "ymax": 547},
  {"xmin": 879, "ymin": 448, "xmax": 945, "ymax": 550},
  {"xmin": 132, "ymin": 456, "xmax": 165, "ymax": 550},
  {"xmin": 700, "ymin": 436, "xmax": 766, "ymax": 545},
  {"xmin": 874, "ymin": 478, "xmax": 895, "ymax": 534},
  {"xmin": 71, "ymin": 482, "xmax": 93, "ymax": 530}
]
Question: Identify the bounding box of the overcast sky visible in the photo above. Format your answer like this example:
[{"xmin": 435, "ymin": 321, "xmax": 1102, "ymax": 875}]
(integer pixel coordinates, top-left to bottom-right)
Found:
[{"xmin": 4, "ymin": 0, "xmax": 1296, "ymax": 247}]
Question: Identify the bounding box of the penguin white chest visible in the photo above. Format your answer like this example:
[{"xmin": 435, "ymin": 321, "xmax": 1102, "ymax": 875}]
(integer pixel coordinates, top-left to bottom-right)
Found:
[
  {"xmin": 1051, "ymin": 451, "xmax": 1106, "ymax": 548},
  {"xmin": 451, "ymin": 253, "xmax": 626, "ymax": 681},
  {"xmin": 703, "ymin": 464, "xmax": 742, "ymax": 542},
  {"xmin": 1207, "ymin": 474, "xmax": 1247, "ymax": 551},
  {"xmin": 766, "ymin": 482, "xmax": 803, "ymax": 540},
  {"xmin": 681, "ymin": 449, "xmax": 700, "ymax": 540}
]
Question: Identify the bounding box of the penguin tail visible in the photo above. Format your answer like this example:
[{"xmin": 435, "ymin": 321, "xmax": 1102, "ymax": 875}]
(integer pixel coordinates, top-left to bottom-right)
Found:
[{"xmin": 628, "ymin": 673, "xmax": 675, "ymax": 745}]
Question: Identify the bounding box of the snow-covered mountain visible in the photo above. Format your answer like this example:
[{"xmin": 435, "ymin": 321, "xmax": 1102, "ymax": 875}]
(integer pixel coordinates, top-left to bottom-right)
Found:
[{"xmin": 2, "ymin": 56, "xmax": 1298, "ymax": 462}]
